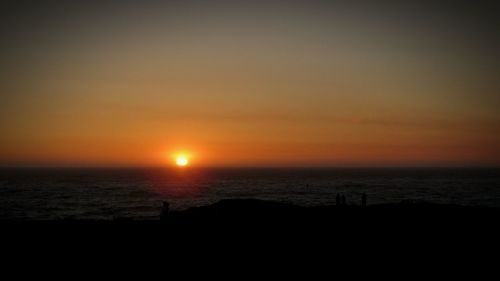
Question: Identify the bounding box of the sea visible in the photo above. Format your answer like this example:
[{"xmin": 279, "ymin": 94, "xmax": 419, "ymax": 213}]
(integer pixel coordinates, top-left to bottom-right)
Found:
[{"xmin": 1, "ymin": 167, "xmax": 499, "ymax": 220}]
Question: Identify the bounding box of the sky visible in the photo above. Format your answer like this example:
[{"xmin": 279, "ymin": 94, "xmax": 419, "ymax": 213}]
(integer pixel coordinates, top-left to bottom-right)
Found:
[{"xmin": 1, "ymin": 0, "xmax": 499, "ymax": 167}]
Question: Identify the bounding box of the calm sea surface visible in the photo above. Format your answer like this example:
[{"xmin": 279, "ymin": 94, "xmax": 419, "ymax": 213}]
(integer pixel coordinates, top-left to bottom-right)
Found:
[{"xmin": 1, "ymin": 168, "xmax": 499, "ymax": 220}]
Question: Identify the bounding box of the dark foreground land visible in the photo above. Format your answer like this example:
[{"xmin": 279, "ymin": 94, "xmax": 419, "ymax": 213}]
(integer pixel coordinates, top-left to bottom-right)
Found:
[
  {"xmin": 3, "ymin": 200, "xmax": 499, "ymax": 266},
  {"xmin": 163, "ymin": 199, "xmax": 500, "ymax": 230},
  {"xmin": 3, "ymin": 199, "xmax": 500, "ymax": 251},
  {"xmin": 3, "ymin": 199, "xmax": 500, "ymax": 233}
]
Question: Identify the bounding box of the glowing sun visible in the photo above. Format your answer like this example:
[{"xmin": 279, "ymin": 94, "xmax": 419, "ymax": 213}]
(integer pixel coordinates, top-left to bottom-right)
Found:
[{"xmin": 175, "ymin": 156, "xmax": 189, "ymax": 167}]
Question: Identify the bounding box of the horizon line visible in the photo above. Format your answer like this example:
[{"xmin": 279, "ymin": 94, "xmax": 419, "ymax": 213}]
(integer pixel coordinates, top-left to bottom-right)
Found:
[{"xmin": 1, "ymin": 164, "xmax": 499, "ymax": 169}]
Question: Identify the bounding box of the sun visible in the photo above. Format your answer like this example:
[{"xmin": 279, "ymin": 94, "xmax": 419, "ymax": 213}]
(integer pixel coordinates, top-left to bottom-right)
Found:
[{"xmin": 175, "ymin": 156, "xmax": 189, "ymax": 167}]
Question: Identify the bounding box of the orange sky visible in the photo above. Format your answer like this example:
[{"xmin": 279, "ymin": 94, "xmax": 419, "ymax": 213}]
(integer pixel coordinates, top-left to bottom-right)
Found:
[{"xmin": 1, "ymin": 1, "xmax": 499, "ymax": 167}]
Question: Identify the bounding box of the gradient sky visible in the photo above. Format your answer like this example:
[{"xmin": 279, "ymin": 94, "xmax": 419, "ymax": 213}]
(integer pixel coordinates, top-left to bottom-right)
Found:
[{"xmin": 1, "ymin": 0, "xmax": 499, "ymax": 167}]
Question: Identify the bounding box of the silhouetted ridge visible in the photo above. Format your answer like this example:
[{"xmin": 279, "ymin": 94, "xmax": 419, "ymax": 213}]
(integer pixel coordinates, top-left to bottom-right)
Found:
[{"xmin": 163, "ymin": 199, "xmax": 500, "ymax": 229}]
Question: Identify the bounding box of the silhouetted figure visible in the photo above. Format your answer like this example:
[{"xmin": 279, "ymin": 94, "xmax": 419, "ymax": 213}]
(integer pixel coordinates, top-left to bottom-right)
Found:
[
  {"xmin": 160, "ymin": 201, "xmax": 170, "ymax": 220},
  {"xmin": 341, "ymin": 194, "xmax": 347, "ymax": 206},
  {"xmin": 362, "ymin": 193, "xmax": 367, "ymax": 207},
  {"xmin": 336, "ymin": 193, "xmax": 341, "ymax": 206}
]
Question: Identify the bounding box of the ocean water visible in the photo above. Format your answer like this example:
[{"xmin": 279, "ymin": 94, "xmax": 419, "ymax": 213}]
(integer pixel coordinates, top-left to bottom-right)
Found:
[{"xmin": 1, "ymin": 168, "xmax": 499, "ymax": 220}]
